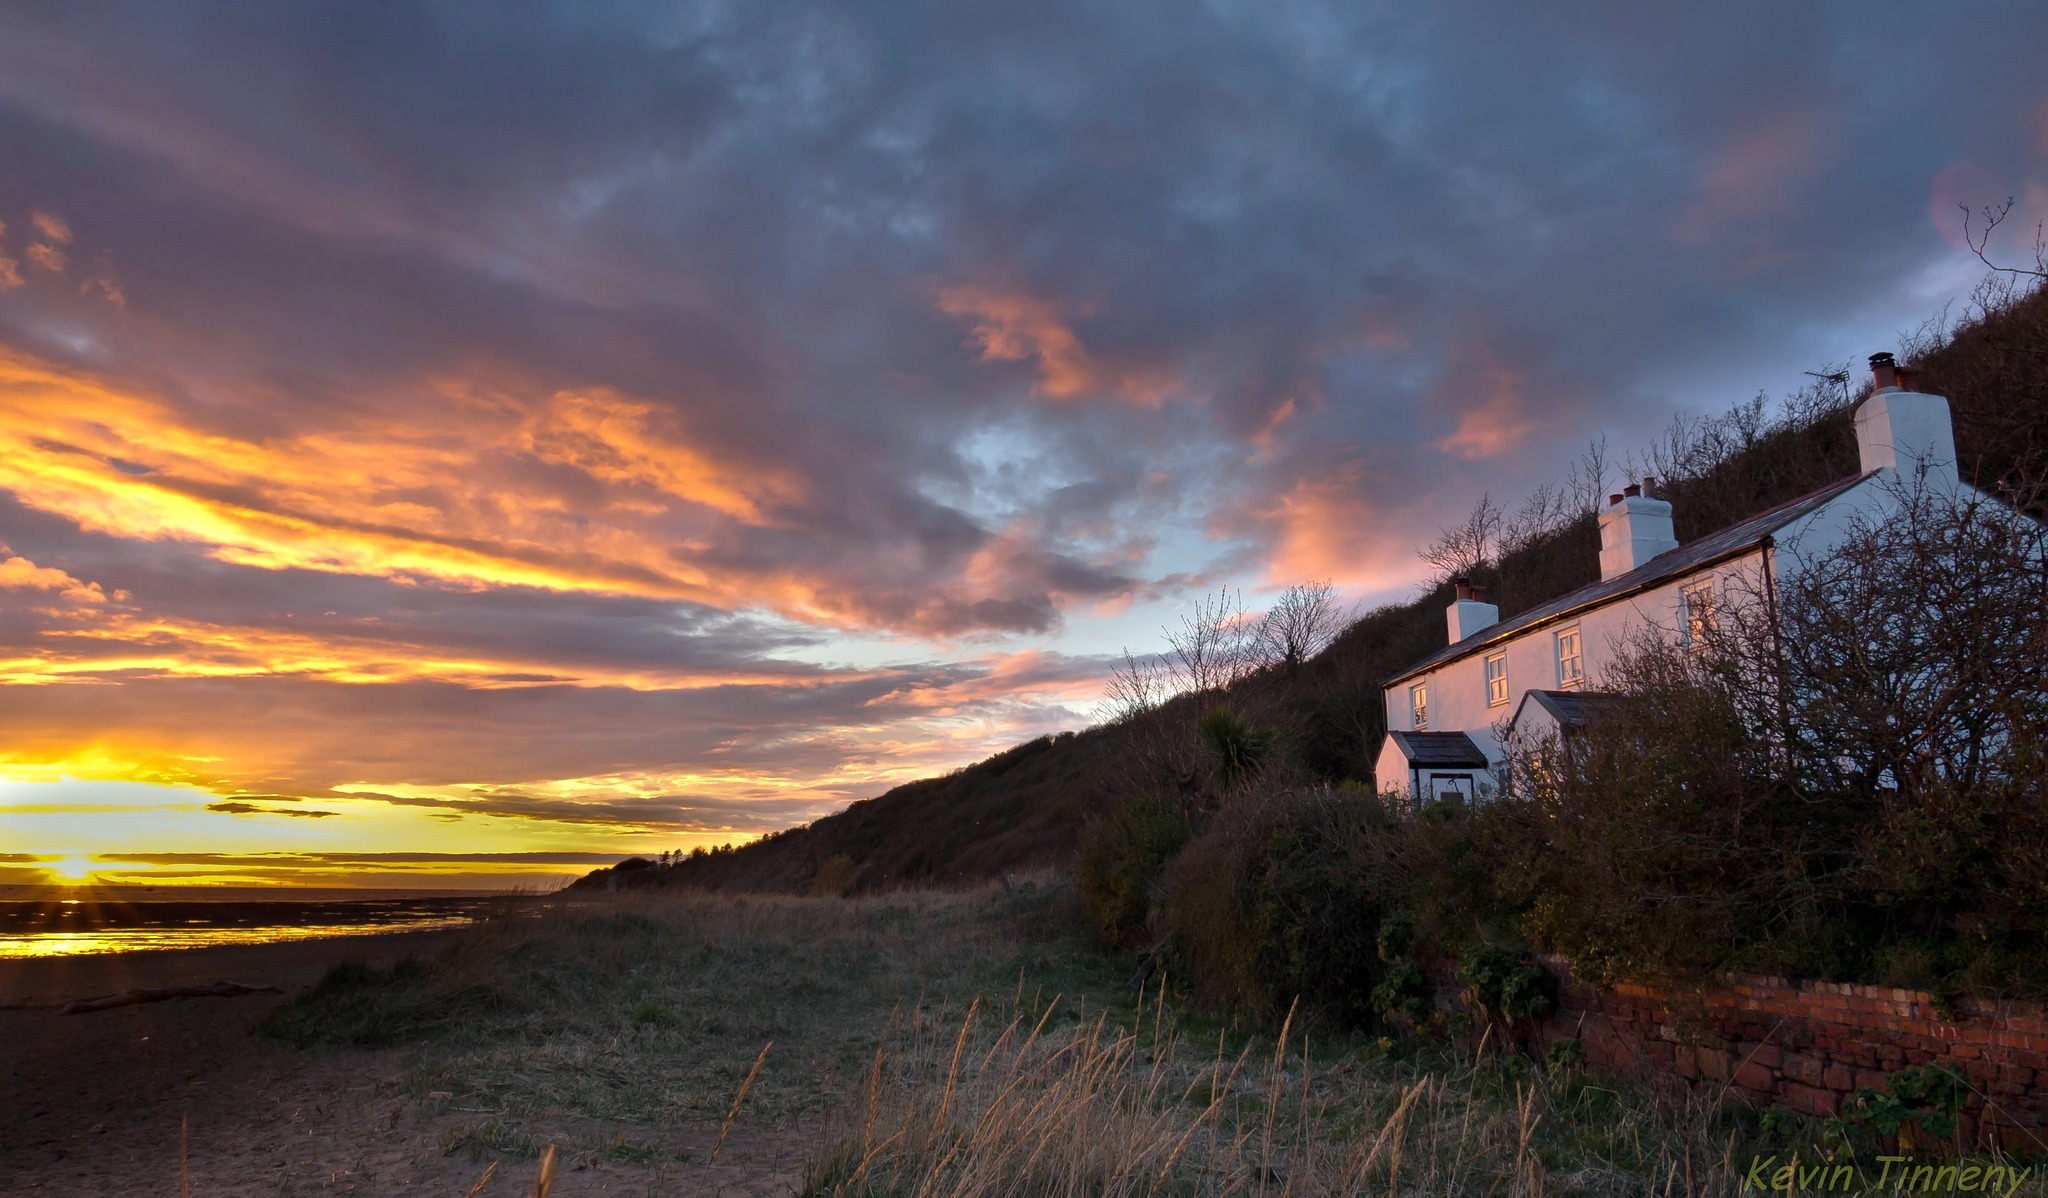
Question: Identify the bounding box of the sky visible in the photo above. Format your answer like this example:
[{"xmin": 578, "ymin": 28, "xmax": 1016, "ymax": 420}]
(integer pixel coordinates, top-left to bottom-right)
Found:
[{"xmin": 1, "ymin": 1, "xmax": 2045, "ymax": 888}]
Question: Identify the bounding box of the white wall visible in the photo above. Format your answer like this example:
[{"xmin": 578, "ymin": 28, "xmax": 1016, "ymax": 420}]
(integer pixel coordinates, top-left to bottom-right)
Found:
[
  {"xmin": 1373, "ymin": 439, "xmax": 2004, "ymax": 796},
  {"xmin": 1378, "ymin": 545, "xmax": 1775, "ymax": 791}
]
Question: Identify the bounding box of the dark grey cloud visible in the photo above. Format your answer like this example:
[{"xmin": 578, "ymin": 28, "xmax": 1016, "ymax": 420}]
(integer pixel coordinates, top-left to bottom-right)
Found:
[{"xmin": 0, "ymin": 0, "xmax": 2042, "ymax": 839}]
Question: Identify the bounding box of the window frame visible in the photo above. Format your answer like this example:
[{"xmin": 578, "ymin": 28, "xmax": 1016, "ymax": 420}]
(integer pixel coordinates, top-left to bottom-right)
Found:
[
  {"xmin": 1681, "ymin": 579, "xmax": 1716, "ymax": 647},
  {"xmin": 1409, "ymin": 682, "xmax": 1429, "ymax": 730},
  {"xmin": 1484, "ymin": 651, "xmax": 1509, "ymax": 707},
  {"xmin": 1555, "ymin": 625, "xmax": 1584, "ymax": 688}
]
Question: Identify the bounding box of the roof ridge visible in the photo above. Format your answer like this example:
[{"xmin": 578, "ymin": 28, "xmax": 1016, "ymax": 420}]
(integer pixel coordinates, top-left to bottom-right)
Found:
[{"xmin": 1383, "ymin": 470, "xmax": 1869, "ymax": 687}]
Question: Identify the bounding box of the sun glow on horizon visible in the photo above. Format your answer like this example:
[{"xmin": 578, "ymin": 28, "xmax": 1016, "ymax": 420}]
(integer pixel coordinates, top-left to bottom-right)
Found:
[{"xmin": 43, "ymin": 854, "xmax": 95, "ymax": 882}]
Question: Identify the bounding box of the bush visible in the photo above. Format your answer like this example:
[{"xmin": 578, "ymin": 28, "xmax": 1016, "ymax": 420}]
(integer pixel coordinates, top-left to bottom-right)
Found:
[
  {"xmin": 1076, "ymin": 793, "xmax": 1189, "ymax": 943},
  {"xmin": 1837, "ymin": 1063, "xmax": 1971, "ymax": 1152},
  {"xmin": 1456, "ymin": 945, "xmax": 1554, "ymax": 1026},
  {"xmin": 812, "ymin": 854, "xmax": 860, "ymax": 897},
  {"xmin": 1159, "ymin": 787, "xmax": 1403, "ymax": 1025}
]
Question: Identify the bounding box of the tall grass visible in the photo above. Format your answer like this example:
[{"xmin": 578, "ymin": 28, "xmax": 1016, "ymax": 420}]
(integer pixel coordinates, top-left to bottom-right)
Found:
[
  {"xmin": 258, "ymin": 882, "xmax": 2037, "ymax": 1195},
  {"xmin": 806, "ymin": 987, "xmax": 1778, "ymax": 1197}
]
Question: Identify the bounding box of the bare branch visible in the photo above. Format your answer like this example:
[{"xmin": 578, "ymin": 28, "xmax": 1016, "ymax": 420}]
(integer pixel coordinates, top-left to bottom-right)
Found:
[
  {"xmin": 1961, "ymin": 196, "xmax": 2048, "ymax": 282},
  {"xmin": 1419, "ymin": 493, "xmax": 1504, "ymax": 580},
  {"xmin": 1163, "ymin": 589, "xmax": 1258, "ymax": 695},
  {"xmin": 1255, "ymin": 579, "xmax": 1346, "ymax": 672}
]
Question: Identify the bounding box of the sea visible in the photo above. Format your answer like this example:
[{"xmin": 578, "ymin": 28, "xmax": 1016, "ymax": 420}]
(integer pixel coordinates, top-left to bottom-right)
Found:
[{"xmin": 0, "ymin": 886, "xmax": 516, "ymax": 958}]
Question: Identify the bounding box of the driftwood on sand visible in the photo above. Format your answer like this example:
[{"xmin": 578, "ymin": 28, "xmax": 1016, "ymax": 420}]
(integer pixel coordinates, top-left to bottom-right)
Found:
[{"xmin": 58, "ymin": 981, "xmax": 283, "ymax": 1015}]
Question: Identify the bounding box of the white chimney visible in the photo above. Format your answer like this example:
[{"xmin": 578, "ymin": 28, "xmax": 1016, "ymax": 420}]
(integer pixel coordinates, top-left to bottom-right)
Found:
[
  {"xmin": 1597, "ymin": 482, "xmax": 1678, "ymax": 581},
  {"xmin": 1856, "ymin": 353, "xmax": 1958, "ymax": 484},
  {"xmin": 1447, "ymin": 576, "xmax": 1498, "ymax": 644}
]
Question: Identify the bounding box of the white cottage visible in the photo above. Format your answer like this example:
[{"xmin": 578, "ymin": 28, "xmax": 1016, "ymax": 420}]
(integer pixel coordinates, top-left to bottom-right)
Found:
[{"xmin": 1376, "ymin": 354, "xmax": 1975, "ymax": 801}]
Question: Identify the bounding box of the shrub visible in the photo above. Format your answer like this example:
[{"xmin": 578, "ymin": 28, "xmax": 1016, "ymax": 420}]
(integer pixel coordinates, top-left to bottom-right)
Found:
[
  {"xmin": 1159, "ymin": 787, "xmax": 1402, "ymax": 1024},
  {"xmin": 1838, "ymin": 1063, "xmax": 1971, "ymax": 1152},
  {"xmin": 812, "ymin": 854, "xmax": 860, "ymax": 897},
  {"xmin": 1456, "ymin": 945, "xmax": 1555, "ymax": 1026},
  {"xmin": 1369, "ymin": 961, "xmax": 1431, "ymax": 1027},
  {"xmin": 1076, "ymin": 793, "xmax": 1189, "ymax": 943},
  {"xmin": 1545, "ymin": 1038, "xmax": 1587, "ymax": 1076}
]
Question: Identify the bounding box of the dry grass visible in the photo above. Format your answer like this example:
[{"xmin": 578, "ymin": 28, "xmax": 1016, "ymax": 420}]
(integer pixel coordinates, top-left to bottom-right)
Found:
[
  {"xmin": 262, "ymin": 874, "xmax": 1119, "ymax": 1165},
  {"xmin": 802, "ymin": 987, "xmax": 1779, "ymax": 1197},
  {"xmin": 261, "ymin": 879, "xmax": 2045, "ymax": 1196}
]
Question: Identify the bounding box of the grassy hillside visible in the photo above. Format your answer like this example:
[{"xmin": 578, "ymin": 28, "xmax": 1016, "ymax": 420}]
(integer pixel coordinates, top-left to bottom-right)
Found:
[{"xmin": 582, "ymin": 278, "xmax": 2048, "ymax": 898}]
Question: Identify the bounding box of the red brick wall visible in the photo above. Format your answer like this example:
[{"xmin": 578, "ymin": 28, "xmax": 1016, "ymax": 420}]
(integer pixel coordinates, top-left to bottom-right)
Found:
[{"xmin": 1518, "ymin": 959, "xmax": 2048, "ymax": 1149}]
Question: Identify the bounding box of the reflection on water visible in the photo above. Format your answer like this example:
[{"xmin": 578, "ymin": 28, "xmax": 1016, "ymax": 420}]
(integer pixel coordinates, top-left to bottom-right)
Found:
[{"xmin": 0, "ymin": 889, "xmax": 512, "ymax": 958}]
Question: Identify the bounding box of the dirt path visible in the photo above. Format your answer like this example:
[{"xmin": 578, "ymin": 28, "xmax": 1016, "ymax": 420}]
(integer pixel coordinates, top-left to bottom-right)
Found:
[{"xmin": 0, "ymin": 933, "xmax": 807, "ymax": 1196}]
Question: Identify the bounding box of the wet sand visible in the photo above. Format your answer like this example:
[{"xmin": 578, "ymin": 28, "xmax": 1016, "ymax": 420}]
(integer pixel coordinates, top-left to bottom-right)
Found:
[
  {"xmin": 0, "ymin": 928, "xmax": 800, "ymax": 1196},
  {"xmin": 1, "ymin": 929, "xmax": 467, "ymax": 1195}
]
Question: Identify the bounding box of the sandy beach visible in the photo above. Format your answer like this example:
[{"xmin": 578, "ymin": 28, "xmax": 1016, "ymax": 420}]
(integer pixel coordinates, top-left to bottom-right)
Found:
[
  {"xmin": 1, "ymin": 928, "xmax": 753, "ymax": 1196},
  {"xmin": 4, "ymin": 930, "xmax": 456, "ymax": 1195}
]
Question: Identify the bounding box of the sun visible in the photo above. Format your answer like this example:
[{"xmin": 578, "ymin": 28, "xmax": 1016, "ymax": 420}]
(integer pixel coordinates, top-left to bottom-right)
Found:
[{"xmin": 44, "ymin": 855, "xmax": 96, "ymax": 883}]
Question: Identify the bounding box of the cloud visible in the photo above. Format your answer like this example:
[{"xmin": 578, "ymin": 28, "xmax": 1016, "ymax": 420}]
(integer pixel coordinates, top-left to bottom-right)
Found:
[
  {"xmin": 0, "ymin": 0, "xmax": 2043, "ymax": 872},
  {"xmin": 206, "ymin": 800, "xmax": 336, "ymax": 817},
  {"xmin": 935, "ymin": 283, "xmax": 1179, "ymax": 405},
  {"xmin": 29, "ymin": 210, "xmax": 71, "ymax": 244},
  {"xmin": 0, "ymin": 547, "xmax": 108, "ymax": 605},
  {"xmin": 1674, "ymin": 109, "xmax": 1836, "ymax": 244}
]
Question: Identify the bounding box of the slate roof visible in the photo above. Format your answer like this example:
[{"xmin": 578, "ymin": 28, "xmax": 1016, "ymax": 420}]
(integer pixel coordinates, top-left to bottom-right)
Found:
[
  {"xmin": 1385, "ymin": 471, "xmax": 1871, "ymax": 687},
  {"xmin": 1386, "ymin": 730, "xmax": 1490, "ymax": 768},
  {"xmin": 1513, "ymin": 688, "xmax": 1629, "ymax": 729}
]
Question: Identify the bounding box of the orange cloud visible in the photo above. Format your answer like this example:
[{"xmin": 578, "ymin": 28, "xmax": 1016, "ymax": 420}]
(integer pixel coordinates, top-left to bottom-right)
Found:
[
  {"xmin": 30, "ymin": 210, "xmax": 72, "ymax": 245},
  {"xmin": 1434, "ymin": 363, "xmax": 1536, "ymax": 460},
  {"xmin": 1252, "ymin": 461, "xmax": 1429, "ymax": 593},
  {"xmin": 1675, "ymin": 109, "xmax": 1834, "ymax": 243},
  {"xmin": 1250, "ymin": 397, "xmax": 1298, "ymax": 453},
  {"xmin": 0, "ymin": 217, "xmax": 20, "ymax": 291},
  {"xmin": 0, "ymin": 551, "xmax": 108, "ymax": 605},
  {"xmin": 0, "ymin": 349, "xmax": 825, "ymax": 613},
  {"xmin": 3, "ymin": 606, "xmax": 866, "ymax": 691},
  {"xmin": 936, "ymin": 283, "xmax": 1177, "ymax": 404}
]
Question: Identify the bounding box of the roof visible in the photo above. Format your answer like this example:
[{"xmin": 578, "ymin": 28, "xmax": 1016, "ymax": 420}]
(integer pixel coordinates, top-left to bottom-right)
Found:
[
  {"xmin": 1386, "ymin": 471, "xmax": 1871, "ymax": 688},
  {"xmin": 1513, "ymin": 688, "xmax": 1629, "ymax": 730},
  {"xmin": 1386, "ymin": 730, "xmax": 1490, "ymax": 768}
]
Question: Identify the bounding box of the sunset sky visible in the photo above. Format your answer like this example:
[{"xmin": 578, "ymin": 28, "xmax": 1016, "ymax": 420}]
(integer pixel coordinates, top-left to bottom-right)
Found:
[{"xmin": 2, "ymin": 3, "xmax": 2045, "ymax": 888}]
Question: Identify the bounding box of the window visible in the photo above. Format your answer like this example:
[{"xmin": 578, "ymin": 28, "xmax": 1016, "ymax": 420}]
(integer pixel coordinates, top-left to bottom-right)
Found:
[
  {"xmin": 1485, "ymin": 652, "xmax": 1508, "ymax": 707},
  {"xmin": 1682, "ymin": 580, "xmax": 1716, "ymax": 646},
  {"xmin": 1430, "ymin": 773, "xmax": 1474, "ymax": 803},
  {"xmin": 1556, "ymin": 627, "xmax": 1584, "ymax": 687},
  {"xmin": 1410, "ymin": 683, "xmax": 1428, "ymax": 730}
]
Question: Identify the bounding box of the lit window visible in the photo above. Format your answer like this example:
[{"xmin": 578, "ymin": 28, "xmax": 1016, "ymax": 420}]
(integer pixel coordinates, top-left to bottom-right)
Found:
[
  {"xmin": 1682, "ymin": 580, "xmax": 1716, "ymax": 646},
  {"xmin": 1556, "ymin": 627, "xmax": 1583, "ymax": 687},
  {"xmin": 1410, "ymin": 683, "xmax": 1428, "ymax": 730},
  {"xmin": 1485, "ymin": 652, "xmax": 1508, "ymax": 707}
]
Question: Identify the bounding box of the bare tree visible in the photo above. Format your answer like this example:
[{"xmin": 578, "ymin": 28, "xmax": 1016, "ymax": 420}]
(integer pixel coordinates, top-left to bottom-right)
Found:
[
  {"xmin": 1564, "ymin": 435, "xmax": 1611, "ymax": 516},
  {"xmin": 1255, "ymin": 579, "xmax": 1346, "ymax": 671},
  {"xmin": 1163, "ymin": 589, "xmax": 1259, "ymax": 695},
  {"xmin": 1961, "ymin": 197, "xmax": 2048, "ymax": 283},
  {"xmin": 1502, "ymin": 466, "xmax": 2048, "ymax": 982},
  {"xmin": 1500, "ymin": 481, "xmax": 1577, "ymax": 559},
  {"xmin": 1419, "ymin": 492, "xmax": 1504, "ymax": 580},
  {"xmin": 1102, "ymin": 648, "xmax": 1169, "ymax": 723}
]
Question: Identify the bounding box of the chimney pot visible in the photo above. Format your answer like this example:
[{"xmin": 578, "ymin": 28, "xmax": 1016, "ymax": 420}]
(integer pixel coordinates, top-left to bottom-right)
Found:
[
  {"xmin": 1608, "ymin": 492, "xmax": 1624, "ymax": 506},
  {"xmin": 1623, "ymin": 482, "xmax": 1642, "ymax": 498},
  {"xmin": 1445, "ymin": 579, "xmax": 1499, "ymax": 644},
  {"xmin": 1597, "ymin": 491, "xmax": 1678, "ymax": 581},
  {"xmin": 1642, "ymin": 475, "xmax": 1657, "ymax": 494},
  {"xmin": 1854, "ymin": 368, "xmax": 1958, "ymax": 481},
  {"xmin": 1895, "ymin": 365, "xmax": 1922, "ymax": 392}
]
